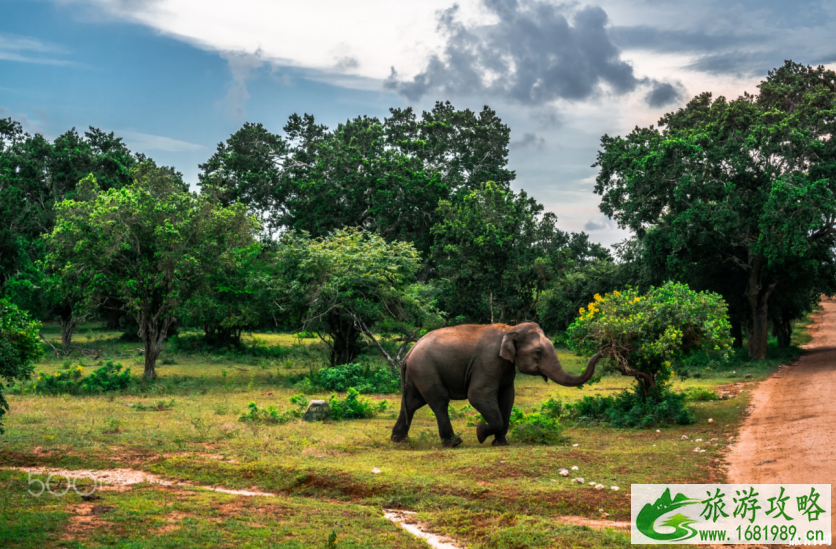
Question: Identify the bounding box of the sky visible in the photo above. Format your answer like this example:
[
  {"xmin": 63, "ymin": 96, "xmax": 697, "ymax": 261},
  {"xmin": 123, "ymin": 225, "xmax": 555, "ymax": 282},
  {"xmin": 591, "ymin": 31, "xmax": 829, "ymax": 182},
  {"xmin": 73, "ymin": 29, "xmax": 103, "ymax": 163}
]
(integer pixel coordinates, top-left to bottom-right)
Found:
[{"xmin": 2, "ymin": 0, "xmax": 835, "ymax": 247}]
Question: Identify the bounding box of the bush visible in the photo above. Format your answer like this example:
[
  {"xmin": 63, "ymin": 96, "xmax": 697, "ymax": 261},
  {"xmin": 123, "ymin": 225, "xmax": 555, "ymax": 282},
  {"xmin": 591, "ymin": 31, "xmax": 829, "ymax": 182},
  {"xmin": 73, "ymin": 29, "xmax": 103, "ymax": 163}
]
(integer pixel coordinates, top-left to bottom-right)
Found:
[
  {"xmin": 570, "ymin": 387, "xmax": 694, "ymax": 428},
  {"xmin": 0, "ymin": 298, "xmax": 43, "ymax": 433},
  {"xmin": 297, "ymin": 362, "xmax": 401, "ymax": 394},
  {"xmin": 684, "ymin": 387, "xmax": 719, "ymax": 402},
  {"xmin": 34, "ymin": 361, "xmax": 132, "ymax": 395},
  {"xmin": 328, "ymin": 388, "xmax": 388, "ymax": 420},
  {"xmin": 509, "ymin": 400, "xmax": 569, "ymax": 445},
  {"xmin": 239, "ymin": 394, "xmax": 308, "ymax": 424}
]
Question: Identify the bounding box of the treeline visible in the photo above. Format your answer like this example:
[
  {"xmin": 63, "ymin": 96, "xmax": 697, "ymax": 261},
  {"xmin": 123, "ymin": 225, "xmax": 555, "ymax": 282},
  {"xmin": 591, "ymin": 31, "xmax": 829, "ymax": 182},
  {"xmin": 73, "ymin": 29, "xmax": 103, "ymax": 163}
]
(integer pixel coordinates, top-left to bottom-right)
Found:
[{"xmin": 2, "ymin": 61, "xmax": 835, "ymax": 375}]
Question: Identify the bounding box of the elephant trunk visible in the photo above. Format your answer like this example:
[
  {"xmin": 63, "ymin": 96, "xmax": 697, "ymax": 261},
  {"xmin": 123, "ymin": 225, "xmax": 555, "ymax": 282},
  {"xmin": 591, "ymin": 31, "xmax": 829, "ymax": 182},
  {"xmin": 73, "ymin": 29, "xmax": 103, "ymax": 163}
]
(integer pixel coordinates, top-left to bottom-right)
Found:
[{"xmin": 541, "ymin": 351, "xmax": 602, "ymax": 387}]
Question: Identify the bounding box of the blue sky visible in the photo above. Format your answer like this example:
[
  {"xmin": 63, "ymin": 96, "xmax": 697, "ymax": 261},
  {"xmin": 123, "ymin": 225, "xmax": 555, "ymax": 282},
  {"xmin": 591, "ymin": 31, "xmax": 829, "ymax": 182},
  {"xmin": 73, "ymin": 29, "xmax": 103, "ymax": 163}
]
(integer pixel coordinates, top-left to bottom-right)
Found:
[{"xmin": 3, "ymin": 0, "xmax": 835, "ymax": 246}]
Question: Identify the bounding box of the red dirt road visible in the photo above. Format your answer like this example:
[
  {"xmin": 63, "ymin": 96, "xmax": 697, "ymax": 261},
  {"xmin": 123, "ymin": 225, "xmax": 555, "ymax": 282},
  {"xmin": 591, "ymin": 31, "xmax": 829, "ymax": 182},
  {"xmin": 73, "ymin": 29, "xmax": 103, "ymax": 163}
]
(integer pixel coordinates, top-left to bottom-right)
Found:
[{"xmin": 726, "ymin": 300, "xmax": 836, "ymax": 545}]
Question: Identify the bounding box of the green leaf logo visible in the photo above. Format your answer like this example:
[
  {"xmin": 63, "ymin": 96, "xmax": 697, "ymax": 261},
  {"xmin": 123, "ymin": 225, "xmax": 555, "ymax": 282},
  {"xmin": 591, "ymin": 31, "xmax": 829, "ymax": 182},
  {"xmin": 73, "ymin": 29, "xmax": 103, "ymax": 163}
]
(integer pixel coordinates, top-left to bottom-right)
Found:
[{"xmin": 636, "ymin": 488, "xmax": 700, "ymax": 541}]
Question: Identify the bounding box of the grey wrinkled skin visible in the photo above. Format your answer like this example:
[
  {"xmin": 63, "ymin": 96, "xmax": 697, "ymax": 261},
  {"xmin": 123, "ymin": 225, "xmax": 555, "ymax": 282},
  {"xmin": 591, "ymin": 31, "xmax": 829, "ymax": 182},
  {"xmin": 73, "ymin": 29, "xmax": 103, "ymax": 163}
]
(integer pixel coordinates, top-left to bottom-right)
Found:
[{"xmin": 391, "ymin": 322, "xmax": 601, "ymax": 447}]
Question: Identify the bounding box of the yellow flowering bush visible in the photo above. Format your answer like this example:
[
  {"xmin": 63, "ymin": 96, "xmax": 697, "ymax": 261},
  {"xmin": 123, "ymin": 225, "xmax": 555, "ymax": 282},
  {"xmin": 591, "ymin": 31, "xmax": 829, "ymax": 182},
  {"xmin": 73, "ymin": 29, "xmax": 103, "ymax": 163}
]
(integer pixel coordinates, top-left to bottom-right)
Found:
[{"xmin": 567, "ymin": 282, "xmax": 732, "ymax": 398}]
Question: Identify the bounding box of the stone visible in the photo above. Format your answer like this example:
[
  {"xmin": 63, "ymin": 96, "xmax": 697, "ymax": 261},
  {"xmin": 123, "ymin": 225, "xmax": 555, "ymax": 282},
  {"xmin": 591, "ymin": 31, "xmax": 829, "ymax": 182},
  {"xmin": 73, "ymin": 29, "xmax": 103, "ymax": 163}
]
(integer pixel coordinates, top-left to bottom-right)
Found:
[{"xmin": 304, "ymin": 400, "xmax": 330, "ymax": 422}]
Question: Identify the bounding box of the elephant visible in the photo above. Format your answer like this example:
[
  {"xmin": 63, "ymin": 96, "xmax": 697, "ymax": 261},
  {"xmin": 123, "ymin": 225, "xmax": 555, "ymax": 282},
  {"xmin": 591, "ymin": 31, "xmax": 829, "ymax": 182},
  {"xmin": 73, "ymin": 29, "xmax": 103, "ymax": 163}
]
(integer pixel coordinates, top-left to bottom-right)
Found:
[{"xmin": 391, "ymin": 322, "xmax": 601, "ymax": 447}]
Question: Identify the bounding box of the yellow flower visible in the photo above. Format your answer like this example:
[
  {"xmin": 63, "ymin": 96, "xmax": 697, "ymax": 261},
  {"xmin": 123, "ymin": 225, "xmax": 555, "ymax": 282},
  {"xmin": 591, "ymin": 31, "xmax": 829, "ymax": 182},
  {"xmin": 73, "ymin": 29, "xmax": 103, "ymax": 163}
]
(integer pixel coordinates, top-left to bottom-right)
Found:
[
  {"xmin": 593, "ymin": 293, "xmax": 603, "ymax": 302},
  {"xmin": 613, "ymin": 290, "xmax": 621, "ymax": 296},
  {"xmin": 76, "ymin": 365, "xmax": 83, "ymax": 372},
  {"xmin": 54, "ymin": 372, "xmax": 60, "ymax": 377},
  {"xmin": 579, "ymin": 308, "xmax": 585, "ymax": 315},
  {"xmin": 632, "ymin": 297, "xmax": 640, "ymax": 303}
]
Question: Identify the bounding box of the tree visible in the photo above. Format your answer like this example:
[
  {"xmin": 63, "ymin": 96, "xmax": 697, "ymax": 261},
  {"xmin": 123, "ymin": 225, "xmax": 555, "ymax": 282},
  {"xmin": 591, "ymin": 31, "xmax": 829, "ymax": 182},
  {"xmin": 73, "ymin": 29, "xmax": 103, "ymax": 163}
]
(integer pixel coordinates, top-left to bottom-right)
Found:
[
  {"xmin": 431, "ymin": 182, "xmax": 575, "ymax": 324},
  {"xmin": 275, "ymin": 229, "xmax": 441, "ymax": 368},
  {"xmin": 594, "ymin": 62, "xmax": 836, "ymax": 359},
  {"xmin": 197, "ymin": 102, "xmax": 515, "ymax": 260},
  {"xmin": 47, "ymin": 163, "xmax": 259, "ymax": 378},
  {"xmin": 566, "ymin": 282, "xmax": 732, "ymax": 397},
  {"xmin": 0, "ymin": 298, "xmax": 43, "ymax": 433},
  {"xmin": 179, "ymin": 241, "xmax": 265, "ymax": 347}
]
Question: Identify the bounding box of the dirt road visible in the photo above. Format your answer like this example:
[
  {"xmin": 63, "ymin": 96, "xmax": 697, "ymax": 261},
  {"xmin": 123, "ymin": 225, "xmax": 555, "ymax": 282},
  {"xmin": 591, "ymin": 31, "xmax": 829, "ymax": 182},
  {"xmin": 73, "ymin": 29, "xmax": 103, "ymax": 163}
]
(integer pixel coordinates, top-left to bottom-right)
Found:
[{"xmin": 726, "ymin": 300, "xmax": 836, "ymax": 545}]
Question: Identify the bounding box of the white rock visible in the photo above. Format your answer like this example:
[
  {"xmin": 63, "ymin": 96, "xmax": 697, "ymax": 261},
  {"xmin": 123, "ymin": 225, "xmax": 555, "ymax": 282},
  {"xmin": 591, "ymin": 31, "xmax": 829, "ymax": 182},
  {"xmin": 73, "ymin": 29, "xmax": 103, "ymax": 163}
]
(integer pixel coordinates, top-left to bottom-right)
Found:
[
  {"xmin": 372, "ymin": 467, "xmax": 381, "ymax": 474},
  {"xmin": 656, "ymin": 429, "xmax": 660, "ymax": 433},
  {"xmin": 590, "ymin": 481, "xmax": 597, "ymax": 486},
  {"xmin": 708, "ymin": 418, "xmax": 714, "ymax": 423},
  {"xmin": 681, "ymin": 435, "xmax": 689, "ymax": 441},
  {"xmin": 598, "ymin": 508, "xmax": 604, "ymax": 513},
  {"xmin": 571, "ymin": 466, "xmax": 579, "ymax": 471},
  {"xmin": 696, "ymin": 438, "xmax": 703, "ymax": 442},
  {"xmin": 574, "ymin": 478, "xmax": 585, "ymax": 484},
  {"xmin": 559, "ymin": 469, "xmax": 570, "ymax": 477},
  {"xmin": 602, "ymin": 512, "xmax": 610, "ymax": 518},
  {"xmin": 693, "ymin": 447, "xmax": 701, "ymax": 453},
  {"xmin": 572, "ymin": 443, "xmax": 579, "ymax": 447},
  {"xmin": 611, "ymin": 486, "xmax": 619, "ymax": 491},
  {"xmin": 595, "ymin": 484, "xmax": 604, "ymax": 490},
  {"xmin": 700, "ymin": 450, "xmax": 706, "ymax": 453}
]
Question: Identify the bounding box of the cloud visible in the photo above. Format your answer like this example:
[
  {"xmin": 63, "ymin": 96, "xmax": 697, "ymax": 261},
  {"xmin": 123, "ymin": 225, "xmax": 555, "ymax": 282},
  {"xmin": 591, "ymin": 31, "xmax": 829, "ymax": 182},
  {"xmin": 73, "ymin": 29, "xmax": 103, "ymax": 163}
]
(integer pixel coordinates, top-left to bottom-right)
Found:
[
  {"xmin": 645, "ymin": 80, "xmax": 684, "ymax": 108},
  {"xmin": 220, "ymin": 50, "xmax": 264, "ymax": 120},
  {"xmin": 117, "ymin": 130, "xmax": 203, "ymax": 152},
  {"xmin": 385, "ymin": 1, "xmax": 650, "ymax": 105},
  {"xmin": 0, "ymin": 106, "xmax": 9, "ymax": 116},
  {"xmin": 584, "ymin": 216, "xmax": 617, "ymax": 232},
  {"xmin": 510, "ymin": 132, "xmax": 545, "ymax": 150},
  {"xmin": 0, "ymin": 32, "xmax": 75, "ymax": 66},
  {"xmin": 335, "ymin": 56, "xmax": 359, "ymax": 71}
]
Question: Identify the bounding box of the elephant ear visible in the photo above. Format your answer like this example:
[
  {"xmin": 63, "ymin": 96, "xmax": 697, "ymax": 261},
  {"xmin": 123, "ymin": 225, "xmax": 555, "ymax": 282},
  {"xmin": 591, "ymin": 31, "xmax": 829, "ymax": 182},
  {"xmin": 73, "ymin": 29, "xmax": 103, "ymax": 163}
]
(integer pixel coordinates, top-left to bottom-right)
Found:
[{"xmin": 500, "ymin": 332, "xmax": 517, "ymax": 362}]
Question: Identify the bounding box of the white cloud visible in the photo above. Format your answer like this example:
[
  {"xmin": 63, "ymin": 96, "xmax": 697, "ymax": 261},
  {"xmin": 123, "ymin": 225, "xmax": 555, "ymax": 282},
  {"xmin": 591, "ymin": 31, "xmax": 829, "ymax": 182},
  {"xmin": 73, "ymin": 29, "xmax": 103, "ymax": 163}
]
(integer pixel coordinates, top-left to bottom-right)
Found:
[
  {"xmin": 0, "ymin": 32, "xmax": 75, "ymax": 66},
  {"xmin": 117, "ymin": 130, "xmax": 203, "ymax": 152}
]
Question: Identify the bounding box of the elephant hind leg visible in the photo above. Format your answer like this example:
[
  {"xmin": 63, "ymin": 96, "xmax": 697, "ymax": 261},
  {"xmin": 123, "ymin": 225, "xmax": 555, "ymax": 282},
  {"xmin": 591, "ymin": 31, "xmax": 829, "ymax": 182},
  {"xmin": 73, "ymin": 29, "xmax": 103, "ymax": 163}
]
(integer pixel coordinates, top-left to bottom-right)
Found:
[{"xmin": 391, "ymin": 381, "xmax": 425, "ymax": 442}]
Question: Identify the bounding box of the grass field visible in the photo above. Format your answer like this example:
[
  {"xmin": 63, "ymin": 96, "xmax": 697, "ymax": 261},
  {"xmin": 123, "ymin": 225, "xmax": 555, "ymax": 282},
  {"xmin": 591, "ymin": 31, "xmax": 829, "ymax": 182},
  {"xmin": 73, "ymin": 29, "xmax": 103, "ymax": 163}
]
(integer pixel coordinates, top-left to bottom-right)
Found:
[{"xmin": 0, "ymin": 321, "xmax": 811, "ymax": 548}]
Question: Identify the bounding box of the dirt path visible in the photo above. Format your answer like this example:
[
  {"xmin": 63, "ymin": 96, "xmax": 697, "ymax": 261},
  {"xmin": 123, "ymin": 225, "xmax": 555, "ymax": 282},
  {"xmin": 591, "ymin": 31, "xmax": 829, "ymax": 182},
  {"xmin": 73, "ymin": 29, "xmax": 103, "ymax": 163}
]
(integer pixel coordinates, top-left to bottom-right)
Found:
[{"xmin": 726, "ymin": 300, "xmax": 836, "ymax": 544}]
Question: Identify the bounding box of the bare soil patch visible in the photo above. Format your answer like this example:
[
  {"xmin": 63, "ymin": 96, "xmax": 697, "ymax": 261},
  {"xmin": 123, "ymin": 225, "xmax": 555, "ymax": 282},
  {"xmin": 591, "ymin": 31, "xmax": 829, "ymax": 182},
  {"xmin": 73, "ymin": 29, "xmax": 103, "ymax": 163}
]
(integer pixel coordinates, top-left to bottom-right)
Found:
[{"xmin": 726, "ymin": 299, "xmax": 836, "ymax": 546}]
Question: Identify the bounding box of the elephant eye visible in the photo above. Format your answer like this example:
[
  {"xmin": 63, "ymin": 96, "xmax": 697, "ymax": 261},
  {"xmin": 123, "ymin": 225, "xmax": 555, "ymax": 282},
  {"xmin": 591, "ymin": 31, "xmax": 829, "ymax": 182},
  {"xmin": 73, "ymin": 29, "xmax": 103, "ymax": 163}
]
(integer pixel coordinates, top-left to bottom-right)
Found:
[{"xmin": 535, "ymin": 348, "xmax": 543, "ymax": 357}]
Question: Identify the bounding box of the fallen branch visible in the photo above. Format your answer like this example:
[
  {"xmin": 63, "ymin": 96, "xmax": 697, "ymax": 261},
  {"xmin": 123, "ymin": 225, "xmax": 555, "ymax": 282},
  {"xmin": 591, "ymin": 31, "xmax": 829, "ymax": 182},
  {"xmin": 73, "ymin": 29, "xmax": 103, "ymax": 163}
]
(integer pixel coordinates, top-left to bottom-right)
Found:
[{"xmin": 39, "ymin": 332, "xmax": 65, "ymax": 359}]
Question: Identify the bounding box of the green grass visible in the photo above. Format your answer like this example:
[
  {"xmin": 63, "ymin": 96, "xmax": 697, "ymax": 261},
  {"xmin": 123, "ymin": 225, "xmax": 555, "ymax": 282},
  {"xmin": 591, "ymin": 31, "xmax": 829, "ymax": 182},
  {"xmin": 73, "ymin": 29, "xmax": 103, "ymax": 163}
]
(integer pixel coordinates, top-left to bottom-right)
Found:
[{"xmin": 0, "ymin": 318, "xmax": 814, "ymax": 548}]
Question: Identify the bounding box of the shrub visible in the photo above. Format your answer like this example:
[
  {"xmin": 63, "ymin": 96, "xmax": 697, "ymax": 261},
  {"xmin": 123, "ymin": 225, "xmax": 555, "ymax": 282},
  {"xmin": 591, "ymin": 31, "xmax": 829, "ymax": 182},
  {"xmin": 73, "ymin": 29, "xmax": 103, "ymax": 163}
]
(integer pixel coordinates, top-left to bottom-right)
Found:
[
  {"xmin": 684, "ymin": 387, "xmax": 719, "ymax": 402},
  {"xmin": 297, "ymin": 362, "xmax": 401, "ymax": 394},
  {"xmin": 0, "ymin": 298, "xmax": 43, "ymax": 433},
  {"xmin": 509, "ymin": 401, "xmax": 569, "ymax": 445},
  {"xmin": 328, "ymin": 388, "xmax": 388, "ymax": 420},
  {"xmin": 570, "ymin": 387, "xmax": 694, "ymax": 428},
  {"xmin": 567, "ymin": 282, "xmax": 732, "ymax": 397},
  {"xmin": 239, "ymin": 394, "xmax": 308, "ymax": 424},
  {"xmin": 510, "ymin": 413, "xmax": 567, "ymax": 445},
  {"xmin": 34, "ymin": 361, "xmax": 132, "ymax": 395}
]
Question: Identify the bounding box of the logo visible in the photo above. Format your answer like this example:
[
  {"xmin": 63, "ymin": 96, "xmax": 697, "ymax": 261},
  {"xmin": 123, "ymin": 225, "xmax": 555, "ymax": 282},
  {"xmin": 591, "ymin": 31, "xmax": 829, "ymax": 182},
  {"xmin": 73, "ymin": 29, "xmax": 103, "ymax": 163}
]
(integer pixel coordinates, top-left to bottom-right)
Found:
[{"xmin": 631, "ymin": 484, "xmax": 831, "ymax": 545}]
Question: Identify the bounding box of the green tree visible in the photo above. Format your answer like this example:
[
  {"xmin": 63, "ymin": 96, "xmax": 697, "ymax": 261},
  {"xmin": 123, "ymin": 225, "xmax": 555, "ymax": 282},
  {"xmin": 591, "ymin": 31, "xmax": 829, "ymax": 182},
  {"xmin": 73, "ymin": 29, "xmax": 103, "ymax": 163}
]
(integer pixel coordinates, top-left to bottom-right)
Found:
[
  {"xmin": 0, "ymin": 298, "xmax": 43, "ymax": 433},
  {"xmin": 47, "ymin": 163, "xmax": 259, "ymax": 378},
  {"xmin": 431, "ymin": 182, "xmax": 579, "ymax": 324},
  {"xmin": 179, "ymin": 239, "xmax": 265, "ymax": 347},
  {"xmin": 198, "ymin": 102, "xmax": 514, "ymax": 261},
  {"xmin": 594, "ymin": 62, "xmax": 836, "ymax": 359},
  {"xmin": 274, "ymin": 229, "xmax": 441, "ymax": 368},
  {"xmin": 566, "ymin": 282, "xmax": 732, "ymax": 397}
]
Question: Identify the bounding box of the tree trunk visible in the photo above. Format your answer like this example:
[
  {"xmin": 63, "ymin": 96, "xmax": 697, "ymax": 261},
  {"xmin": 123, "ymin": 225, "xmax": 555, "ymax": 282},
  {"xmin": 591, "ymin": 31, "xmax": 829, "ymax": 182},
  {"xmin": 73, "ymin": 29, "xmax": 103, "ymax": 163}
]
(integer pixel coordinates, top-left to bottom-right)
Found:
[
  {"xmin": 60, "ymin": 317, "xmax": 77, "ymax": 354},
  {"xmin": 138, "ymin": 311, "xmax": 173, "ymax": 380},
  {"xmin": 143, "ymin": 337, "xmax": 161, "ymax": 379},
  {"xmin": 745, "ymin": 254, "xmax": 775, "ymax": 360}
]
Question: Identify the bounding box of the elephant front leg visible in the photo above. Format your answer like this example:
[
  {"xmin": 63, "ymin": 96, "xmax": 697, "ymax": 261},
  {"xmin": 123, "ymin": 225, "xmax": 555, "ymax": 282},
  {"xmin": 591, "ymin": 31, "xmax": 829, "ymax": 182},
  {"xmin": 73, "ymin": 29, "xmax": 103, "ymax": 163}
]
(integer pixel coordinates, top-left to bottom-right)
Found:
[{"xmin": 470, "ymin": 392, "xmax": 507, "ymax": 446}]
